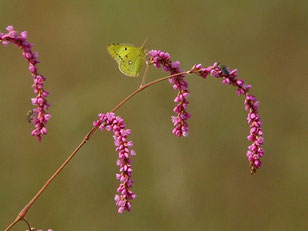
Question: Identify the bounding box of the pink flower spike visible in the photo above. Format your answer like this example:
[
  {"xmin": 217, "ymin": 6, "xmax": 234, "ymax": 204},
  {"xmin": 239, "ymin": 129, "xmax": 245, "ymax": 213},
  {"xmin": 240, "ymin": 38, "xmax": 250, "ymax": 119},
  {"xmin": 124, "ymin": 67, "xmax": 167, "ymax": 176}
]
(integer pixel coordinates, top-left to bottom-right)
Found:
[
  {"xmin": 94, "ymin": 112, "xmax": 136, "ymax": 213},
  {"xmin": 195, "ymin": 62, "xmax": 265, "ymax": 174},
  {"xmin": 0, "ymin": 26, "xmax": 51, "ymax": 141},
  {"xmin": 148, "ymin": 49, "xmax": 191, "ymax": 137}
]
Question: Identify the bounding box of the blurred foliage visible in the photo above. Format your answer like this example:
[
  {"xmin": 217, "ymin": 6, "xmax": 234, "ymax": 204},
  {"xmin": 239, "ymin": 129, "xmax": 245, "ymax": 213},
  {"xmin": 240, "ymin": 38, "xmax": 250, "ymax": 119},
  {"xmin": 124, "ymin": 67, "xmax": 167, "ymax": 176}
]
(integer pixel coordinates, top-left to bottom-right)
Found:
[{"xmin": 0, "ymin": 0, "xmax": 307, "ymax": 230}]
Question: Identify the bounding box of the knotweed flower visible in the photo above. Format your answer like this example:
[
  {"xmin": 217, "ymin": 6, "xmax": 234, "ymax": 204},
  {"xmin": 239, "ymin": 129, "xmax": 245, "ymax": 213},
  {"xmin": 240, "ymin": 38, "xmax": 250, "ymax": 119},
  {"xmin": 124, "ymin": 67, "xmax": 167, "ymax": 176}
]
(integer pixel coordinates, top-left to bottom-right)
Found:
[
  {"xmin": 148, "ymin": 50, "xmax": 191, "ymax": 137},
  {"xmin": 0, "ymin": 26, "xmax": 50, "ymax": 141},
  {"xmin": 193, "ymin": 62, "xmax": 265, "ymax": 173},
  {"xmin": 93, "ymin": 112, "xmax": 136, "ymax": 213},
  {"xmin": 29, "ymin": 229, "xmax": 53, "ymax": 231}
]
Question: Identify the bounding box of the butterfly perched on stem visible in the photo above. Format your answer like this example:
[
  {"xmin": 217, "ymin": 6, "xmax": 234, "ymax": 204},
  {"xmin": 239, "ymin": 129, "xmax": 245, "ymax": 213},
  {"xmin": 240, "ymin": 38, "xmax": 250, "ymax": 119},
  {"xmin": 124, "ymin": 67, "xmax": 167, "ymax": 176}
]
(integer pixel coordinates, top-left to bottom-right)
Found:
[{"xmin": 107, "ymin": 41, "xmax": 147, "ymax": 77}]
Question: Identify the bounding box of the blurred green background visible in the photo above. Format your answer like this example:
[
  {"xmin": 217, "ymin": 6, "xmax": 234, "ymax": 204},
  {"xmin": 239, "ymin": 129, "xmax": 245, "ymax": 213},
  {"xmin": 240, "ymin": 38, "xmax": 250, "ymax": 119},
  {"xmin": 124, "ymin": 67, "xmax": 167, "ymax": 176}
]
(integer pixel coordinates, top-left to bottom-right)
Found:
[{"xmin": 1, "ymin": 0, "xmax": 307, "ymax": 230}]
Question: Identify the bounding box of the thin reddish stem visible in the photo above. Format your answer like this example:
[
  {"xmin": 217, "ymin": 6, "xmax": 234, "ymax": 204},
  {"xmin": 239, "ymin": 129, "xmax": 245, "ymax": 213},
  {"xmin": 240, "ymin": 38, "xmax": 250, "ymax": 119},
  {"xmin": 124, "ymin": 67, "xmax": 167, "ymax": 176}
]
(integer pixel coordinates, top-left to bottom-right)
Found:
[{"xmin": 112, "ymin": 71, "xmax": 188, "ymax": 112}]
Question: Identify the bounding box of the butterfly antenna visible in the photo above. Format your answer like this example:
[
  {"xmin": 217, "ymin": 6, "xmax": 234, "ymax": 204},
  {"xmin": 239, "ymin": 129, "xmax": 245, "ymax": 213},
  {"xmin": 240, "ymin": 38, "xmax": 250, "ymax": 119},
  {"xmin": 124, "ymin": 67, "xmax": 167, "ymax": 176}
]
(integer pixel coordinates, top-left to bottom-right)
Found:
[{"xmin": 141, "ymin": 37, "xmax": 148, "ymax": 48}]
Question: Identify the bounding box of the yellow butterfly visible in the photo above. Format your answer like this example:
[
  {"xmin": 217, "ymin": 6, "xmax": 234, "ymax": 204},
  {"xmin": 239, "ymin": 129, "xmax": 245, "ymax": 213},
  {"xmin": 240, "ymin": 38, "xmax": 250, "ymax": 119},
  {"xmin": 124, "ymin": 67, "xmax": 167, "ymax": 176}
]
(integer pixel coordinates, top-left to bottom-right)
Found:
[{"xmin": 107, "ymin": 43, "xmax": 146, "ymax": 77}]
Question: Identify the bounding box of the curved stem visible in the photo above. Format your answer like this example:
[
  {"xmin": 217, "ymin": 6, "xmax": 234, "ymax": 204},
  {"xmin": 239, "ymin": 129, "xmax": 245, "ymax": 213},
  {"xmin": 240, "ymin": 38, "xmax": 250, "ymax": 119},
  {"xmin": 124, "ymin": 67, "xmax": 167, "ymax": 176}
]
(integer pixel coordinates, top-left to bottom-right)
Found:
[
  {"xmin": 22, "ymin": 217, "xmax": 31, "ymax": 231},
  {"xmin": 112, "ymin": 71, "xmax": 188, "ymax": 112},
  {"xmin": 5, "ymin": 70, "xmax": 189, "ymax": 231}
]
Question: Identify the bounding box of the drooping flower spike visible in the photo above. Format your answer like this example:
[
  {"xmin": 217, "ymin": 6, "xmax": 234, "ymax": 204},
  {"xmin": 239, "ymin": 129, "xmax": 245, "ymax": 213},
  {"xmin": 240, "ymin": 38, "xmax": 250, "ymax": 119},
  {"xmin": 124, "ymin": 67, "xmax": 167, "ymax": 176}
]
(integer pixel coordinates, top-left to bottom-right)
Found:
[
  {"xmin": 0, "ymin": 26, "xmax": 51, "ymax": 141},
  {"xmin": 148, "ymin": 50, "xmax": 191, "ymax": 137},
  {"xmin": 190, "ymin": 62, "xmax": 264, "ymax": 174},
  {"xmin": 148, "ymin": 50, "xmax": 264, "ymax": 174},
  {"xmin": 93, "ymin": 112, "xmax": 136, "ymax": 213}
]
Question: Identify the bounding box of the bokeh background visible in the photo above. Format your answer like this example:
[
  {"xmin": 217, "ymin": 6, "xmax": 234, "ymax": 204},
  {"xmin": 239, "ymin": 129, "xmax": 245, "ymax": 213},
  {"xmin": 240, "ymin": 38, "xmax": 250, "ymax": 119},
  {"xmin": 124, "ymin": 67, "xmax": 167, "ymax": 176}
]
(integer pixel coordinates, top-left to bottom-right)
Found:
[{"xmin": 1, "ymin": 0, "xmax": 307, "ymax": 230}]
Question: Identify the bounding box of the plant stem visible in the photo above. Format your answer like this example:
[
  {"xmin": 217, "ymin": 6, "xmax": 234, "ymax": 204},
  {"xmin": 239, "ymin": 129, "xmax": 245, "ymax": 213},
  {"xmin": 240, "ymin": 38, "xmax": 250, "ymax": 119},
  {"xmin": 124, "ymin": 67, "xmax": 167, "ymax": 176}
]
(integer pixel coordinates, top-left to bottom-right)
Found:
[
  {"xmin": 112, "ymin": 71, "xmax": 188, "ymax": 112},
  {"xmin": 22, "ymin": 218, "xmax": 31, "ymax": 231},
  {"xmin": 139, "ymin": 61, "xmax": 149, "ymax": 88},
  {"xmin": 5, "ymin": 70, "xmax": 189, "ymax": 231}
]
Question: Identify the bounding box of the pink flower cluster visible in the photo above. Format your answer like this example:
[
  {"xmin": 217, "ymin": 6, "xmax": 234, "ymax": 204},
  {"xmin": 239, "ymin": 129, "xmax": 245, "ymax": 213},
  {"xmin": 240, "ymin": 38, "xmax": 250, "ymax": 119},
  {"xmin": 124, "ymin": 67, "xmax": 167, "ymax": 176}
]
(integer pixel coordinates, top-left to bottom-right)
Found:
[
  {"xmin": 93, "ymin": 112, "xmax": 136, "ymax": 213},
  {"xmin": 0, "ymin": 26, "xmax": 50, "ymax": 141},
  {"xmin": 192, "ymin": 63, "xmax": 265, "ymax": 173},
  {"xmin": 30, "ymin": 229, "xmax": 53, "ymax": 231},
  {"xmin": 146, "ymin": 51, "xmax": 265, "ymax": 173},
  {"xmin": 148, "ymin": 50, "xmax": 191, "ymax": 137}
]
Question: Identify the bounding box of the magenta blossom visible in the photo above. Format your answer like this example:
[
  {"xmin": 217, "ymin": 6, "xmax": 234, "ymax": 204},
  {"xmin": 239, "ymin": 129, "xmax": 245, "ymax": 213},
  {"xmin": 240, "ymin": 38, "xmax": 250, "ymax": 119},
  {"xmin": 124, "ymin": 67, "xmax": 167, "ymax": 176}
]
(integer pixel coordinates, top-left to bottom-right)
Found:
[
  {"xmin": 29, "ymin": 229, "xmax": 53, "ymax": 231},
  {"xmin": 0, "ymin": 26, "xmax": 50, "ymax": 141},
  {"xmin": 148, "ymin": 50, "xmax": 191, "ymax": 137},
  {"xmin": 93, "ymin": 112, "xmax": 136, "ymax": 213},
  {"xmin": 192, "ymin": 62, "xmax": 265, "ymax": 173},
  {"xmin": 147, "ymin": 50, "xmax": 264, "ymax": 173}
]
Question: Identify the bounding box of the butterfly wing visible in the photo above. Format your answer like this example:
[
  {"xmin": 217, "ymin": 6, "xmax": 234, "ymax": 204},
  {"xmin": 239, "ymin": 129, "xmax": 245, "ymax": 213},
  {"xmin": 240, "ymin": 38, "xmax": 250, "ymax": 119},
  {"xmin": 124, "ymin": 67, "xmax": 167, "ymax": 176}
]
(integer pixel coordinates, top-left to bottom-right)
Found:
[
  {"xmin": 107, "ymin": 43, "xmax": 127, "ymax": 63},
  {"xmin": 107, "ymin": 44, "xmax": 146, "ymax": 77},
  {"xmin": 119, "ymin": 47, "xmax": 145, "ymax": 77}
]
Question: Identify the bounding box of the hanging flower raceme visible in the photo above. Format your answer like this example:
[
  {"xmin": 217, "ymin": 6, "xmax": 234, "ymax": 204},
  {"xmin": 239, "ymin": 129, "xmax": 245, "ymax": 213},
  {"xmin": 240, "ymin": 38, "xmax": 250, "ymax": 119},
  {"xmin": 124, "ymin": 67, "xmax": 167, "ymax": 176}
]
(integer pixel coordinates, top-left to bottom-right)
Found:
[
  {"xmin": 192, "ymin": 62, "xmax": 265, "ymax": 174},
  {"xmin": 0, "ymin": 26, "xmax": 51, "ymax": 142},
  {"xmin": 148, "ymin": 50, "xmax": 191, "ymax": 137},
  {"xmin": 93, "ymin": 112, "xmax": 136, "ymax": 213}
]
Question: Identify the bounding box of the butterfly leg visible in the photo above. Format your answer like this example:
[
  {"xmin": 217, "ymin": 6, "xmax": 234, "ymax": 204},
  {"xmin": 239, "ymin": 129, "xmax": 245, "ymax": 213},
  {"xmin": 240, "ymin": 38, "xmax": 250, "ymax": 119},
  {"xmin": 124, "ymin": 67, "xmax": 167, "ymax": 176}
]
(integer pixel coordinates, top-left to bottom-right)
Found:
[{"xmin": 139, "ymin": 61, "xmax": 149, "ymax": 88}]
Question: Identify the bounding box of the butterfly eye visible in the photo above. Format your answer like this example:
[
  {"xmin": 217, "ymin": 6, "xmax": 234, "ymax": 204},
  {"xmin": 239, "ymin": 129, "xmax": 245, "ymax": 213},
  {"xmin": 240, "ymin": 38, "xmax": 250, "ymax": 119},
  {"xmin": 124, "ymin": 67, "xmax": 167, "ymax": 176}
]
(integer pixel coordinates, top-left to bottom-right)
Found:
[{"xmin": 125, "ymin": 47, "xmax": 127, "ymax": 50}]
